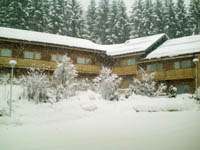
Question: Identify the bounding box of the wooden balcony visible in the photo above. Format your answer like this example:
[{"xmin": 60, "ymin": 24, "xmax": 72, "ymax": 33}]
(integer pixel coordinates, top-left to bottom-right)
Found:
[
  {"xmin": 0, "ymin": 57, "xmax": 100, "ymax": 74},
  {"xmin": 137, "ymin": 68, "xmax": 195, "ymax": 81},
  {"xmin": 112, "ymin": 65, "xmax": 137, "ymax": 76}
]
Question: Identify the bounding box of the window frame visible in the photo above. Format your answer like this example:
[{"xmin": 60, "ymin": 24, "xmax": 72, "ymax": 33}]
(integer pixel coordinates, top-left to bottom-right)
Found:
[
  {"xmin": 24, "ymin": 51, "xmax": 34, "ymax": 59},
  {"xmin": 181, "ymin": 60, "xmax": 191, "ymax": 69},
  {"xmin": 174, "ymin": 61, "xmax": 180, "ymax": 69},
  {"xmin": 147, "ymin": 64, "xmax": 156, "ymax": 72},
  {"xmin": 127, "ymin": 58, "xmax": 135, "ymax": 66},
  {"xmin": 1, "ymin": 49, "xmax": 12, "ymax": 57}
]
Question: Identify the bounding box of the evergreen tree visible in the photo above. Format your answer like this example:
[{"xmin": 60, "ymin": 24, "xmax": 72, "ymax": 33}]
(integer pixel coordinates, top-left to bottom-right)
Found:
[
  {"xmin": 142, "ymin": 0, "xmax": 155, "ymax": 36},
  {"xmin": 153, "ymin": 0, "xmax": 166, "ymax": 34},
  {"xmin": 48, "ymin": 0, "xmax": 65, "ymax": 35},
  {"xmin": 164, "ymin": 0, "xmax": 177, "ymax": 38},
  {"xmin": 86, "ymin": 0, "xmax": 98, "ymax": 42},
  {"xmin": 116, "ymin": 0, "xmax": 130, "ymax": 43},
  {"xmin": 107, "ymin": 0, "xmax": 130, "ymax": 44},
  {"xmin": 28, "ymin": 0, "xmax": 50, "ymax": 32},
  {"xmin": 2, "ymin": 0, "xmax": 30, "ymax": 30},
  {"xmin": 175, "ymin": 0, "xmax": 190, "ymax": 37},
  {"xmin": 107, "ymin": 0, "xmax": 119, "ymax": 44},
  {"xmin": 130, "ymin": 0, "xmax": 145, "ymax": 38},
  {"xmin": 95, "ymin": 0, "xmax": 110, "ymax": 44},
  {"xmin": 189, "ymin": 0, "xmax": 200, "ymax": 35},
  {"xmin": 0, "ymin": 0, "xmax": 11, "ymax": 27},
  {"xmin": 65, "ymin": 0, "xmax": 85, "ymax": 38}
]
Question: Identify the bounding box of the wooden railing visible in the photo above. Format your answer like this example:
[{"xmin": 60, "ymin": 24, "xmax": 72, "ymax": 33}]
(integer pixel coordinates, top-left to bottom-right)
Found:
[
  {"xmin": 137, "ymin": 68, "xmax": 195, "ymax": 81},
  {"xmin": 0, "ymin": 57, "xmax": 100, "ymax": 74},
  {"xmin": 112, "ymin": 65, "xmax": 137, "ymax": 75}
]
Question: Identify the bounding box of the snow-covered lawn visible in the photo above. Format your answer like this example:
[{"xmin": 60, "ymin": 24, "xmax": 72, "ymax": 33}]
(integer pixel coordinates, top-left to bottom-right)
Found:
[{"xmin": 0, "ymin": 85, "xmax": 200, "ymax": 150}]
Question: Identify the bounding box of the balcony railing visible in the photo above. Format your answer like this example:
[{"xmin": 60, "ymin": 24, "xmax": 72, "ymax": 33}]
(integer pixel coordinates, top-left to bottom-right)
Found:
[
  {"xmin": 112, "ymin": 65, "xmax": 137, "ymax": 76},
  {"xmin": 0, "ymin": 57, "xmax": 100, "ymax": 74},
  {"xmin": 137, "ymin": 68, "xmax": 195, "ymax": 81}
]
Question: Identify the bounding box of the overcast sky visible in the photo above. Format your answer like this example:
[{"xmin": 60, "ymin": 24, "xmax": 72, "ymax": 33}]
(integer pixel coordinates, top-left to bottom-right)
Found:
[{"xmin": 79, "ymin": 0, "xmax": 191, "ymax": 12}]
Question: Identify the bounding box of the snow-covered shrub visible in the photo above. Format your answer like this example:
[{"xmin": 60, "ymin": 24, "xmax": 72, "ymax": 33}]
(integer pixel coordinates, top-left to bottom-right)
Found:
[
  {"xmin": 53, "ymin": 54, "xmax": 78, "ymax": 100},
  {"xmin": 20, "ymin": 68, "xmax": 51, "ymax": 103},
  {"xmin": 194, "ymin": 87, "xmax": 200, "ymax": 100},
  {"xmin": 168, "ymin": 85, "xmax": 177, "ymax": 98},
  {"xmin": 0, "ymin": 74, "xmax": 9, "ymax": 85},
  {"xmin": 76, "ymin": 78, "xmax": 91, "ymax": 91},
  {"xmin": 92, "ymin": 67, "xmax": 121, "ymax": 100},
  {"xmin": 126, "ymin": 68, "xmax": 167, "ymax": 97}
]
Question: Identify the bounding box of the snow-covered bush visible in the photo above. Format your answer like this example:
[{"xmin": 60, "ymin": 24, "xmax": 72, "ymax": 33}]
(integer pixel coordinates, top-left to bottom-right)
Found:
[
  {"xmin": 126, "ymin": 68, "xmax": 167, "ymax": 97},
  {"xmin": 20, "ymin": 68, "xmax": 51, "ymax": 103},
  {"xmin": 168, "ymin": 85, "xmax": 177, "ymax": 98},
  {"xmin": 92, "ymin": 67, "xmax": 121, "ymax": 100},
  {"xmin": 0, "ymin": 74, "xmax": 9, "ymax": 85},
  {"xmin": 53, "ymin": 54, "xmax": 78, "ymax": 100},
  {"xmin": 194, "ymin": 87, "xmax": 200, "ymax": 100}
]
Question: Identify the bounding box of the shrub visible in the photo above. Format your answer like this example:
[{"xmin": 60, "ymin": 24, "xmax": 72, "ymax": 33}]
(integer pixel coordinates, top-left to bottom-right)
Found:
[
  {"xmin": 92, "ymin": 67, "xmax": 121, "ymax": 100},
  {"xmin": 20, "ymin": 68, "xmax": 51, "ymax": 103}
]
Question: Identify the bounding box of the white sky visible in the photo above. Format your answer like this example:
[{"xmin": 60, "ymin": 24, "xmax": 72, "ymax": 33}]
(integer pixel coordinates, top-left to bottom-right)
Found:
[{"xmin": 79, "ymin": 0, "xmax": 191, "ymax": 12}]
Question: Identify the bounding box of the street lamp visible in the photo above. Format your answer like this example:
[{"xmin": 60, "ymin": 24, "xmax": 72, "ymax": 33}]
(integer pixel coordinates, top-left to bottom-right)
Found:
[
  {"xmin": 9, "ymin": 60, "xmax": 17, "ymax": 117},
  {"xmin": 193, "ymin": 58, "xmax": 199, "ymax": 92}
]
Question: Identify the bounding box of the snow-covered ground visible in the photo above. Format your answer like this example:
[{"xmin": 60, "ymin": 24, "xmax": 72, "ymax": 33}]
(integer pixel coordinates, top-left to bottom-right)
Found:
[{"xmin": 0, "ymin": 85, "xmax": 200, "ymax": 150}]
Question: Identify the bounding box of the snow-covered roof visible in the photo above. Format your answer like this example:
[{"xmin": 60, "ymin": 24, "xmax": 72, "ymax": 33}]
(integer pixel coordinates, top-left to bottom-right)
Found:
[
  {"xmin": 104, "ymin": 33, "xmax": 166, "ymax": 56},
  {"xmin": 145, "ymin": 34, "xmax": 200, "ymax": 59},
  {"xmin": 0, "ymin": 27, "xmax": 166, "ymax": 56},
  {"xmin": 0, "ymin": 27, "xmax": 105, "ymax": 52}
]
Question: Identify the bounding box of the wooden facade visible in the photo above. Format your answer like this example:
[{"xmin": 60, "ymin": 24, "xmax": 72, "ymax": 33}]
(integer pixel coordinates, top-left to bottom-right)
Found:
[
  {"xmin": 0, "ymin": 39, "xmax": 105, "ymax": 78},
  {"xmin": 0, "ymin": 29, "xmax": 199, "ymax": 94}
]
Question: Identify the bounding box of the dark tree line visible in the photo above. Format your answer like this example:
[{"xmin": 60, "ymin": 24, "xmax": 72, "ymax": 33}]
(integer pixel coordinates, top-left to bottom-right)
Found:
[{"xmin": 0, "ymin": 0, "xmax": 200, "ymax": 44}]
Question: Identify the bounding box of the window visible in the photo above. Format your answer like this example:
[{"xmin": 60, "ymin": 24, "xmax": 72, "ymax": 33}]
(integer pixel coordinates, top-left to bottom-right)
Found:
[
  {"xmin": 35, "ymin": 53, "xmax": 41, "ymax": 60},
  {"xmin": 51, "ymin": 55, "xmax": 57, "ymax": 61},
  {"xmin": 24, "ymin": 51, "xmax": 33, "ymax": 59},
  {"xmin": 181, "ymin": 60, "xmax": 191, "ymax": 69},
  {"xmin": 77, "ymin": 57, "xmax": 85, "ymax": 64},
  {"xmin": 147, "ymin": 64, "xmax": 156, "ymax": 72},
  {"xmin": 58, "ymin": 55, "xmax": 63, "ymax": 62},
  {"xmin": 177, "ymin": 85, "xmax": 190, "ymax": 94},
  {"xmin": 174, "ymin": 62, "xmax": 180, "ymax": 69},
  {"xmin": 86, "ymin": 58, "xmax": 91, "ymax": 64},
  {"xmin": 157, "ymin": 64, "xmax": 163, "ymax": 71},
  {"xmin": 127, "ymin": 58, "xmax": 135, "ymax": 66},
  {"xmin": 121, "ymin": 59, "xmax": 127, "ymax": 66},
  {"xmin": 1, "ymin": 49, "xmax": 11, "ymax": 57}
]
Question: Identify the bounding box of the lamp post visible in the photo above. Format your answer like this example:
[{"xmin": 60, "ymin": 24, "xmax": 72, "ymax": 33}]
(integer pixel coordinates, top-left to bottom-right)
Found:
[
  {"xmin": 9, "ymin": 60, "xmax": 17, "ymax": 117},
  {"xmin": 193, "ymin": 58, "xmax": 199, "ymax": 92}
]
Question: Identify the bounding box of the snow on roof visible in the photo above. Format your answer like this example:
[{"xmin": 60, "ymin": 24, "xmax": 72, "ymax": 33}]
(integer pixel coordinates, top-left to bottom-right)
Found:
[
  {"xmin": 104, "ymin": 33, "xmax": 166, "ymax": 56},
  {"xmin": 0, "ymin": 27, "xmax": 105, "ymax": 52},
  {"xmin": 145, "ymin": 34, "xmax": 200, "ymax": 59},
  {"xmin": 0, "ymin": 27, "xmax": 166, "ymax": 56}
]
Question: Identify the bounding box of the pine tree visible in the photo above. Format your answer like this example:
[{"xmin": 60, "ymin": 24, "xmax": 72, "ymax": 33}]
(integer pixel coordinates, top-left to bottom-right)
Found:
[
  {"xmin": 189, "ymin": 0, "xmax": 200, "ymax": 35},
  {"xmin": 95, "ymin": 0, "xmax": 110, "ymax": 44},
  {"xmin": 175, "ymin": 0, "xmax": 190, "ymax": 37},
  {"xmin": 0, "ymin": 0, "xmax": 11, "ymax": 27},
  {"xmin": 86, "ymin": 0, "xmax": 98, "ymax": 42},
  {"xmin": 116, "ymin": 0, "xmax": 130, "ymax": 43},
  {"xmin": 164, "ymin": 0, "xmax": 177, "ymax": 38},
  {"xmin": 48, "ymin": 0, "xmax": 65, "ymax": 35},
  {"xmin": 142, "ymin": 0, "xmax": 155, "ymax": 36},
  {"xmin": 28, "ymin": 0, "xmax": 50, "ymax": 32},
  {"xmin": 153, "ymin": 0, "xmax": 166, "ymax": 34},
  {"xmin": 65, "ymin": 0, "xmax": 85, "ymax": 38},
  {"xmin": 130, "ymin": 0, "xmax": 145, "ymax": 38},
  {"xmin": 3, "ymin": 0, "xmax": 30, "ymax": 30},
  {"xmin": 107, "ymin": 0, "xmax": 119, "ymax": 44}
]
